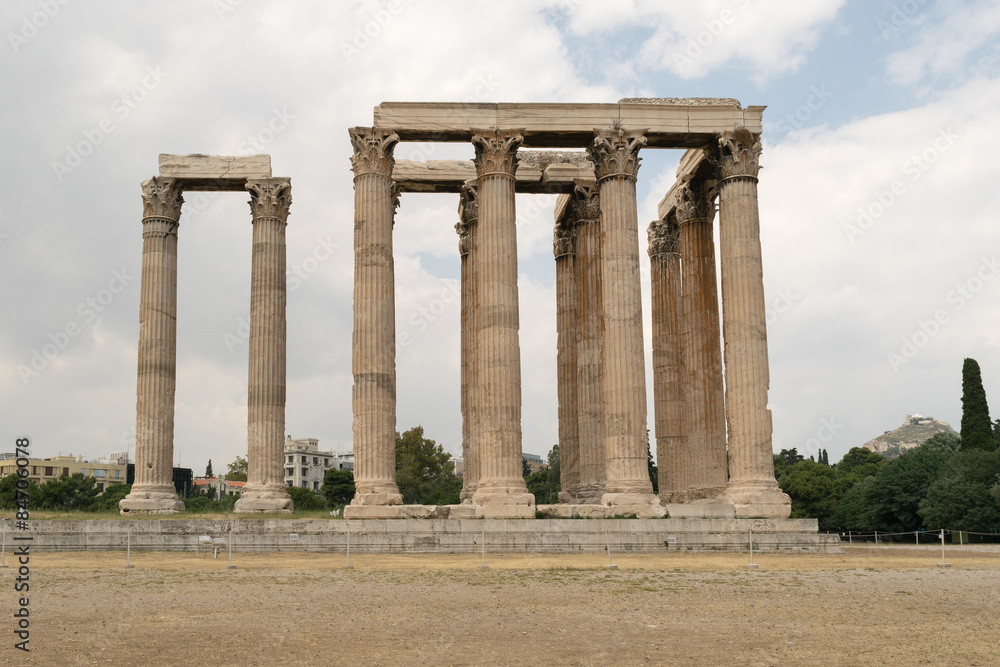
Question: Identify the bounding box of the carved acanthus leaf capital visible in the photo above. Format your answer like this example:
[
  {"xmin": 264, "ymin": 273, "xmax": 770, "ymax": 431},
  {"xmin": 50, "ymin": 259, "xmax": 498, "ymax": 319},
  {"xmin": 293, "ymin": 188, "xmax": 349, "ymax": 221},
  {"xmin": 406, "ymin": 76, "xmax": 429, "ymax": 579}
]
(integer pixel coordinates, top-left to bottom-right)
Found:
[
  {"xmin": 553, "ymin": 219, "xmax": 577, "ymax": 258},
  {"xmin": 472, "ymin": 129, "xmax": 524, "ymax": 178},
  {"xmin": 246, "ymin": 178, "xmax": 292, "ymax": 223},
  {"xmin": 648, "ymin": 219, "xmax": 680, "ymax": 257},
  {"xmin": 676, "ymin": 179, "xmax": 715, "ymax": 224},
  {"xmin": 568, "ymin": 184, "xmax": 600, "ymax": 222},
  {"xmin": 588, "ymin": 123, "xmax": 647, "ymax": 182},
  {"xmin": 141, "ymin": 177, "xmax": 184, "ymax": 222},
  {"xmin": 349, "ymin": 127, "xmax": 399, "ymax": 177},
  {"xmin": 718, "ymin": 127, "xmax": 762, "ymax": 180}
]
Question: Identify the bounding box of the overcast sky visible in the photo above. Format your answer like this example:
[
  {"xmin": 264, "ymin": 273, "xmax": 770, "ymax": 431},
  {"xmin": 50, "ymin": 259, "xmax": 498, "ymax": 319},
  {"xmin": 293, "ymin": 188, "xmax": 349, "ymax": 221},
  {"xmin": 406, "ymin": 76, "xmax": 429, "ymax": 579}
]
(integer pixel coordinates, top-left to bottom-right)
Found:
[{"xmin": 2, "ymin": 0, "xmax": 998, "ymax": 475}]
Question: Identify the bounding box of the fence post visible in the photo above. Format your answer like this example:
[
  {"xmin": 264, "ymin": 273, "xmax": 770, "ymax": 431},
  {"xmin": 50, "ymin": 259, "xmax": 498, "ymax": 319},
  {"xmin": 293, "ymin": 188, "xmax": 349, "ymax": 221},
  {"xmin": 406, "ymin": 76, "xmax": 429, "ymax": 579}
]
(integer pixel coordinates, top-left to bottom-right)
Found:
[
  {"xmin": 478, "ymin": 524, "xmax": 488, "ymax": 570},
  {"xmin": 604, "ymin": 529, "xmax": 617, "ymax": 570},
  {"xmin": 344, "ymin": 525, "xmax": 354, "ymax": 570},
  {"xmin": 0, "ymin": 528, "xmax": 7, "ymax": 568},
  {"xmin": 938, "ymin": 529, "xmax": 950, "ymax": 568},
  {"xmin": 227, "ymin": 524, "xmax": 236, "ymax": 569},
  {"xmin": 746, "ymin": 526, "xmax": 758, "ymax": 569},
  {"xmin": 124, "ymin": 527, "xmax": 135, "ymax": 569}
]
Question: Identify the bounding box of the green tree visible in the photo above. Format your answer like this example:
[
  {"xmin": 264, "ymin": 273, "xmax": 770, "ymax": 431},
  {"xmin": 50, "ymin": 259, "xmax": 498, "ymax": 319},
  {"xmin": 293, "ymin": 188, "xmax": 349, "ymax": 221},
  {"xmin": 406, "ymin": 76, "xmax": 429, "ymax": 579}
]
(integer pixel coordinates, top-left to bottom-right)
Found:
[
  {"xmin": 918, "ymin": 448, "xmax": 1000, "ymax": 531},
  {"xmin": 0, "ymin": 474, "xmax": 40, "ymax": 510},
  {"xmin": 37, "ymin": 473, "xmax": 100, "ymax": 510},
  {"xmin": 205, "ymin": 459, "xmax": 213, "ymax": 477},
  {"xmin": 836, "ymin": 447, "xmax": 886, "ymax": 481},
  {"xmin": 396, "ymin": 426, "xmax": 462, "ymax": 505},
  {"xmin": 646, "ymin": 430, "xmax": 658, "ymax": 494},
  {"xmin": 548, "ymin": 444, "xmax": 560, "ymax": 491},
  {"xmin": 522, "ymin": 457, "xmax": 531, "ymax": 478},
  {"xmin": 961, "ymin": 358, "xmax": 996, "ymax": 451},
  {"xmin": 860, "ymin": 433, "xmax": 959, "ymax": 531},
  {"xmin": 777, "ymin": 460, "xmax": 850, "ymax": 529},
  {"xmin": 96, "ymin": 483, "xmax": 132, "ymax": 511},
  {"xmin": 287, "ymin": 486, "xmax": 328, "ymax": 511},
  {"xmin": 321, "ymin": 468, "xmax": 356, "ymax": 507},
  {"xmin": 226, "ymin": 456, "xmax": 248, "ymax": 481},
  {"xmin": 773, "ymin": 448, "xmax": 805, "ymax": 478}
]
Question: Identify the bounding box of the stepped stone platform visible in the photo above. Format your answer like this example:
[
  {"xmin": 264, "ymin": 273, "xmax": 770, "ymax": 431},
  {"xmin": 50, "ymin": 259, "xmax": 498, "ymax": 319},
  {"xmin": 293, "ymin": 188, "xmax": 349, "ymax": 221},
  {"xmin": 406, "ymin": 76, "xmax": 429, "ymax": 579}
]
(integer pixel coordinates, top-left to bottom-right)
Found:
[{"xmin": 25, "ymin": 518, "xmax": 840, "ymax": 554}]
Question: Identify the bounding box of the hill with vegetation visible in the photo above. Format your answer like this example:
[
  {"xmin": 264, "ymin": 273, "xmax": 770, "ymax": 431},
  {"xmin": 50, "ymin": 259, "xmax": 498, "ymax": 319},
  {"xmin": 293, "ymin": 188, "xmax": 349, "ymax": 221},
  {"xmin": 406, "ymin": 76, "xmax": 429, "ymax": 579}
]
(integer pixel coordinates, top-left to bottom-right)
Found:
[{"xmin": 862, "ymin": 413, "xmax": 958, "ymax": 459}]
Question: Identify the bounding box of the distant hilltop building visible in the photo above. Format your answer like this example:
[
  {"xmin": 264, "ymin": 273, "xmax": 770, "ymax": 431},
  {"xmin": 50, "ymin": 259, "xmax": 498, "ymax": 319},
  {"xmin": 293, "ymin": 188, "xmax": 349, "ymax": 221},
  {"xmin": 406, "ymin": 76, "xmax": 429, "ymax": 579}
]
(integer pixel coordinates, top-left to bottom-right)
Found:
[{"xmin": 862, "ymin": 413, "xmax": 957, "ymax": 459}]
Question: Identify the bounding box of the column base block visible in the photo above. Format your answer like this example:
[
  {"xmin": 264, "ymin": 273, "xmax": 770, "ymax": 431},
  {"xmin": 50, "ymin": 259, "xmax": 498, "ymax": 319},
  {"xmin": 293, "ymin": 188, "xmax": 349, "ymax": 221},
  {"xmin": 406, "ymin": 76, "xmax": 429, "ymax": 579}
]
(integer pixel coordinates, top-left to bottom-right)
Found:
[
  {"xmin": 343, "ymin": 504, "xmax": 457, "ymax": 519},
  {"xmin": 536, "ymin": 504, "xmax": 612, "ymax": 518},
  {"xmin": 350, "ymin": 491, "xmax": 404, "ymax": 506},
  {"xmin": 601, "ymin": 492, "xmax": 667, "ymax": 518},
  {"xmin": 472, "ymin": 489, "xmax": 536, "ymax": 519},
  {"xmin": 664, "ymin": 503, "xmax": 736, "ymax": 519},
  {"xmin": 721, "ymin": 483, "xmax": 792, "ymax": 519},
  {"xmin": 119, "ymin": 486, "xmax": 185, "ymax": 515}
]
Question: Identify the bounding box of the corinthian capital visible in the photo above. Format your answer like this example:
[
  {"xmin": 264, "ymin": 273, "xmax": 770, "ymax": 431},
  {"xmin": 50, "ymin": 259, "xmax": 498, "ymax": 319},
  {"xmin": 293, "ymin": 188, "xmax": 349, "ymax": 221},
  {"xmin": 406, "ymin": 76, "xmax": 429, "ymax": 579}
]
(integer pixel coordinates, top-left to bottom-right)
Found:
[
  {"xmin": 553, "ymin": 218, "xmax": 577, "ymax": 258},
  {"xmin": 568, "ymin": 184, "xmax": 600, "ymax": 222},
  {"xmin": 471, "ymin": 129, "xmax": 523, "ymax": 178},
  {"xmin": 246, "ymin": 177, "xmax": 292, "ymax": 223},
  {"xmin": 587, "ymin": 123, "xmax": 647, "ymax": 182},
  {"xmin": 676, "ymin": 179, "xmax": 715, "ymax": 224},
  {"xmin": 140, "ymin": 177, "xmax": 184, "ymax": 222},
  {"xmin": 647, "ymin": 218, "xmax": 680, "ymax": 257},
  {"xmin": 718, "ymin": 127, "xmax": 762, "ymax": 179},
  {"xmin": 349, "ymin": 127, "xmax": 399, "ymax": 177}
]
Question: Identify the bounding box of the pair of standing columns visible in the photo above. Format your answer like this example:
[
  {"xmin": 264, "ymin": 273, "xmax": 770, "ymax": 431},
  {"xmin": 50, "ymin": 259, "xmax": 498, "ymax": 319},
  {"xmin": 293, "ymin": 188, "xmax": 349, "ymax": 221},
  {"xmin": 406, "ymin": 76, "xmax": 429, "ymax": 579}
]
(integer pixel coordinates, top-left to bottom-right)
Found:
[
  {"xmin": 120, "ymin": 176, "xmax": 293, "ymax": 514},
  {"xmin": 348, "ymin": 127, "xmax": 535, "ymax": 517},
  {"xmin": 649, "ymin": 129, "xmax": 789, "ymax": 517},
  {"xmin": 554, "ymin": 186, "xmax": 605, "ymax": 504}
]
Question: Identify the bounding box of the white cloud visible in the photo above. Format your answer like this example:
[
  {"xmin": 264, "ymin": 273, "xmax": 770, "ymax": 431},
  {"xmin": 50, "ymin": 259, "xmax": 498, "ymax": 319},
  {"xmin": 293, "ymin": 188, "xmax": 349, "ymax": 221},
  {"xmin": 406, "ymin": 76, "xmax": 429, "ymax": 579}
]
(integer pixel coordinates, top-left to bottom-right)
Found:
[
  {"xmin": 552, "ymin": 0, "xmax": 845, "ymax": 81},
  {"xmin": 886, "ymin": 0, "xmax": 1000, "ymax": 87}
]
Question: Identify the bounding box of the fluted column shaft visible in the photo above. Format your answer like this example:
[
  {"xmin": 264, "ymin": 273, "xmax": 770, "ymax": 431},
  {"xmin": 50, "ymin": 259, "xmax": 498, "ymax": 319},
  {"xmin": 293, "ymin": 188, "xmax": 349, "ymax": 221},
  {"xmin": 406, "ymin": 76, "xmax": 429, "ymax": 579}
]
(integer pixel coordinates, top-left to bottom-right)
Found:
[
  {"xmin": 348, "ymin": 127, "xmax": 404, "ymax": 508},
  {"xmin": 470, "ymin": 129, "xmax": 534, "ymax": 516},
  {"xmin": 677, "ymin": 181, "xmax": 728, "ymax": 500},
  {"xmin": 120, "ymin": 177, "xmax": 185, "ymax": 514},
  {"xmin": 457, "ymin": 183, "xmax": 481, "ymax": 502},
  {"xmin": 649, "ymin": 218, "xmax": 687, "ymax": 503},
  {"xmin": 236, "ymin": 178, "xmax": 293, "ymax": 513},
  {"xmin": 571, "ymin": 186, "xmax": 605, "ymax": 503},
  {"xmin": 717, "ymin": 129, "xmax": 790, "ymax": 518},
  {"xmin": 554, "ymin": 220, "xmax": 580, "ymax": 502},
  {"xmin": 588, "ymin": 126, "xmax": 659, "ymax": 511}
]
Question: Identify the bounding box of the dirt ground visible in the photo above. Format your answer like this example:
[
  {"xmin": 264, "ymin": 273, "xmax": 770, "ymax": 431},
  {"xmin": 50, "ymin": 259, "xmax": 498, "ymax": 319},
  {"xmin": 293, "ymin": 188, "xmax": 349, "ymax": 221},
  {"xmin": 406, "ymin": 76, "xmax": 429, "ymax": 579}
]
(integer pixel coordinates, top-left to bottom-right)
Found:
[{"xmin": 5, "ymin": 546, "xmax": 1000, "ymax": 666}]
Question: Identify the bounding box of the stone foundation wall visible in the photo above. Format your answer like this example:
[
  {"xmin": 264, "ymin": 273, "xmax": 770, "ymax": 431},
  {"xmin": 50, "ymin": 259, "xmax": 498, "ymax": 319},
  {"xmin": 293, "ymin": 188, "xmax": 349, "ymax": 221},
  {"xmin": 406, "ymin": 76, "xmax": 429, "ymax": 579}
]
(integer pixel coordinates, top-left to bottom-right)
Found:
[{"xmin": 22, "ymin": 518, "xmax": 840, "ymax": 554}]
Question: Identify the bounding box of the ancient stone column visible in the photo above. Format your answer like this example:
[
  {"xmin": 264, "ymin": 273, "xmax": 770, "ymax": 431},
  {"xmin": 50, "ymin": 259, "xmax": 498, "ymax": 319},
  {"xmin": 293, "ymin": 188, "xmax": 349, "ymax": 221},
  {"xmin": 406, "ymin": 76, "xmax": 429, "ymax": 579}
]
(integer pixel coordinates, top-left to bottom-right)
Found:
[
  {"xmin": 347, "ymin": 127, "xmax": 404, "ymax": 514},
  {"xmin": 587, "ymin": 125, "xmax": 663, "ymax": 516},
  {"xmin": 716, "ymin": 128, "xmax": 791, "ymax": 518},
  {"xmin": 648, "ymin": 217, "xmax": 687, "ymax": 504},
  {"xmin": 457, "ymin": 182, "xmax": 481, "ymax": 503},
  {"xmin": 570, "ymin": 185, "xmax": 605, "ymax": 504},
  {"xmin": 235, "ymin": 178, "xmax": 294, "ymax": 513},
  {"xmin": 677, "ymin": 179, "xmax": 728, "ymax": 501},
  {"xmin": 554, "ymin": 216, "xmax": 580, "ymax": 503},
  {"xmin": 469, "ymin": 129, "xmax": 535, "ymax": 517},
  {"xmin": 120, "ymin": 177, "xmax": 186, "ymax": 514}
]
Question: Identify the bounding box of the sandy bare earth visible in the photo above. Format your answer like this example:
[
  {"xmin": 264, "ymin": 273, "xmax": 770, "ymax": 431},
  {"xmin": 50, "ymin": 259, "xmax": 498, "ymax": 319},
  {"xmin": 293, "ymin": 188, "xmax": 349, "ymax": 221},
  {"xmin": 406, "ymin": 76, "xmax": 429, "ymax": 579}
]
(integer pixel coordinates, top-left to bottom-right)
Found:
[{"xmin": 4, "ymin": 546, "xmax": 999, "ymax": 666}]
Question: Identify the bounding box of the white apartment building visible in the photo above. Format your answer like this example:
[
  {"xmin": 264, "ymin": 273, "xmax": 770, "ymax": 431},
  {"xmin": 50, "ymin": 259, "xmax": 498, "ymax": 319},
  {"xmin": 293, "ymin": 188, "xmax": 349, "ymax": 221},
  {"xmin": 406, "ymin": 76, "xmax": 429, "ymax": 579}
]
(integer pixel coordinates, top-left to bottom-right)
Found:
[{"xmin": 283, "ymin": 437, "xmax": 354, "ymax": 492}]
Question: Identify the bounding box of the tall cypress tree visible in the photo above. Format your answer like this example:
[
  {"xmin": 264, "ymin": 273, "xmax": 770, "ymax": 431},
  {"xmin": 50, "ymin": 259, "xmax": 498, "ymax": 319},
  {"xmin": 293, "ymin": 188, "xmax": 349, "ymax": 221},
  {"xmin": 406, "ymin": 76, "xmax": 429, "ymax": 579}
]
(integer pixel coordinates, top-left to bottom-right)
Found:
[{"xmin": 960, "ymin": 358, "xmax": 996, "ymax": 451}]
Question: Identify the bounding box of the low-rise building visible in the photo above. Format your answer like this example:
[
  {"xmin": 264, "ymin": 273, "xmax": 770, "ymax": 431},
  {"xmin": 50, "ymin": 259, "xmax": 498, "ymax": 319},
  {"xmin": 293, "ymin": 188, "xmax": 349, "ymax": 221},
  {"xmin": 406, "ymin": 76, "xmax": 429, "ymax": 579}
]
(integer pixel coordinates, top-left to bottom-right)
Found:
[
  {"xmin": 283, "ymin": 437, "xmax": 353, "ymax": 492},
  {"xmin": 0, "ymin": 453, "xmax": 126, "ymax": 492}
]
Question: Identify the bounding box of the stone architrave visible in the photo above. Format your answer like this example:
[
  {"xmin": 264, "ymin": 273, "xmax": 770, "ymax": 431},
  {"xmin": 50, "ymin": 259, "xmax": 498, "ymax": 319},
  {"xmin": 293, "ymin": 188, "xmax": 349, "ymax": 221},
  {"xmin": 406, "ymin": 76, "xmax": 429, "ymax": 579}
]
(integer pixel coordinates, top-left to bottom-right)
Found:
[
  {"xmin": 676, "ymin": 179, "xmax": 728, "ymax": 501},
  {"xmin": 121, "ymin": 177, "xmax": 187, "ymax": 514},
  {"xmin": 235, "ymin": 178, "xmax": 294, "ymax": 513},
  {"xmin": 587, "ymin": 124, "xmax": 663, "ymax": 516},
  {"xmin": 347, "ymin": 127, "xmax": 405, "ymax": 514},
  {"xmin": 648, "ymin": 217, "xmax": 687, "ymax": 504},
  {"xmin": 469, "ymin": 129, "xmax": 535, "ymax": 518},
  {"xmin": 716, "ymin": 128, "xmax": 791, "ymax": 518},
  {"xmin": 570, "ymin": 185, "xmax": 605, "ymax": 504},
  {"xmin": 554, "ymin": 215, "xmax": 580, "ymax": 503},
  {"xmin": 457, "ymin": 182, "xmax": 481, "ymax": 503}
]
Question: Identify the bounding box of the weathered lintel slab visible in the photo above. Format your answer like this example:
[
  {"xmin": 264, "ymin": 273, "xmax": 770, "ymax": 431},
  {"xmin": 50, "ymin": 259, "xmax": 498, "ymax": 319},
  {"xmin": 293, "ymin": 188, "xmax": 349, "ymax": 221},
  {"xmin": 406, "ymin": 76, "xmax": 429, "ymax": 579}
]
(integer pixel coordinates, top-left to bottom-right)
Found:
[
  {"xmin": 158, "ymin": 154, "xmax": 272, "ymax": 191},
  {"xmin": 656, "ymin": 148, "xmax": 717, "ymax": 220},
  {"xmin": 393, "ymin": 155, "xmax": 594, "ymax": 194},
  {"xmin": 373, "ymin": 101, "xmax": 764, "ymax": 148}
]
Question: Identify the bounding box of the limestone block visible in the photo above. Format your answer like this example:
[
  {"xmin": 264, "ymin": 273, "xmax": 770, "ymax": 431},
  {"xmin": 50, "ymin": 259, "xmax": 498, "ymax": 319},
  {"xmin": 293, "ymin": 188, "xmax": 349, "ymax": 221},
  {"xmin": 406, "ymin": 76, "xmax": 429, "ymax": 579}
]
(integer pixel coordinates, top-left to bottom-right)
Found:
[
  {"xmin": 157, "ymin": 154, "xmax": 272, "ymax": 190},
  {"xmin": 664, "ymin": 503, "xmax": 736, "ymax": 519}
]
